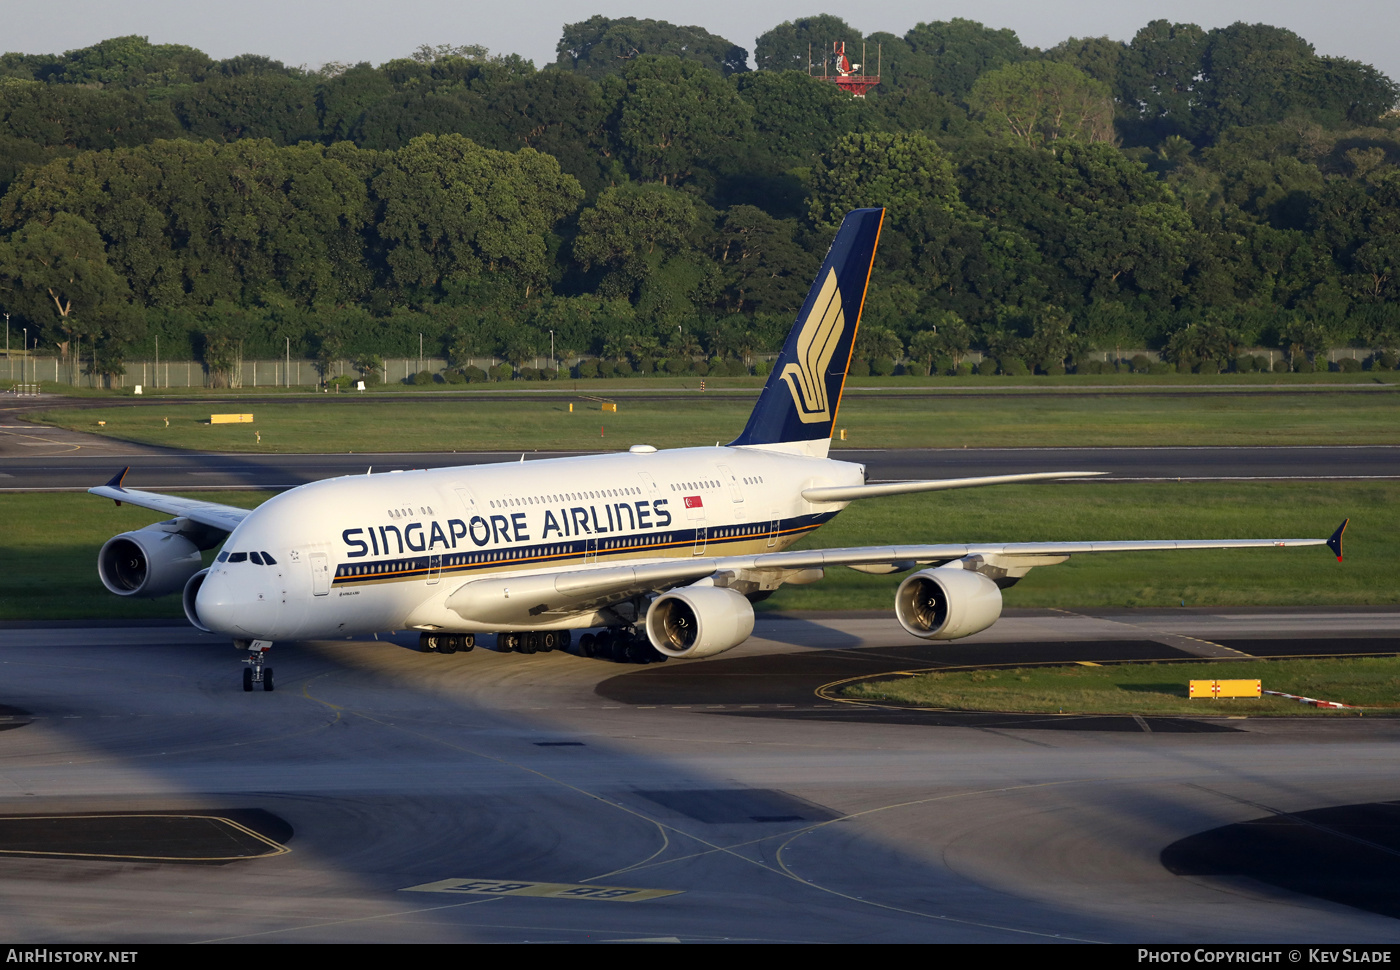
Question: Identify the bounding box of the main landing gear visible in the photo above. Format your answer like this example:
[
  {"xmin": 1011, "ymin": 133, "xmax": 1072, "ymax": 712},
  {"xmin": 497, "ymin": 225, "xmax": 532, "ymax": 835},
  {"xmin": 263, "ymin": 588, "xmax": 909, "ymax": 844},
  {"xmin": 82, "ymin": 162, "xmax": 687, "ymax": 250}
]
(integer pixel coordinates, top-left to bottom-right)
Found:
[
  {"xmin": 414, "ymin": 628, "xmax": 664, "ymax": 663},
  {"xmin": 419, "ymin": 632, "xmax": 476, "ymax": 654},
  {"xmin": 578, "ymin": 628, "xmax": 668, "ymax": 664},
  {"xmin": 238, "ymin": 639, "xmax": 274, "ymax": 692},
  {"xmin": 497, "ymin": 631, "xmax": 569, "ymax": 654}
]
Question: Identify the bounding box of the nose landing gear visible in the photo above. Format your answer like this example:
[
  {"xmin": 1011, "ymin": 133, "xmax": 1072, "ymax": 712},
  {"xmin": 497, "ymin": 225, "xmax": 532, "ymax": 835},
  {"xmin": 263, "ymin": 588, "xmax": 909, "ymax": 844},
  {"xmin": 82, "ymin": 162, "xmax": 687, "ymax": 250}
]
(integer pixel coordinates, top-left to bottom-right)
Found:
[{"xmin": 238, "ymin": 639, "xmax": 274, "ymax": 691}]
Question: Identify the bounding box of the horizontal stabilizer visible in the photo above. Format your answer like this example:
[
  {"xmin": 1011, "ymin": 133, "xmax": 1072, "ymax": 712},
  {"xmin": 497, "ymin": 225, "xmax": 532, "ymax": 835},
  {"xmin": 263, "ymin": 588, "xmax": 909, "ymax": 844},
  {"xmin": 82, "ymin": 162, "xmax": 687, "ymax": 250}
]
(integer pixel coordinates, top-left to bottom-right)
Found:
[{"xmin": 802, "ymin": 471, "xmax": 1106, "ymax": 504}]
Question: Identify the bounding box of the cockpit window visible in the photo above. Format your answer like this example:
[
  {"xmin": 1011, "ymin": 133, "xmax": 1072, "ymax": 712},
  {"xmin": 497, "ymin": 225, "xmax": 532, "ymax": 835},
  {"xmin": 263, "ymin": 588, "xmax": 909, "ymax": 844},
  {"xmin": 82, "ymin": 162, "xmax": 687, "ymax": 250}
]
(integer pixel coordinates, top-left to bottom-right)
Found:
[
  {"xmin": 250, "ymin": 551, "xmax": 264, "ymax": 565},
  {"xmin": 216, "ymin": 552, "xmax": 229, "ymax": 563},
  {"xmin": 227, "ymin": 552, "xmax": 248, "ymax": 563},
  {"xmin": 262, "ymin": 552, "xmax": 277, "ymax": 565}
]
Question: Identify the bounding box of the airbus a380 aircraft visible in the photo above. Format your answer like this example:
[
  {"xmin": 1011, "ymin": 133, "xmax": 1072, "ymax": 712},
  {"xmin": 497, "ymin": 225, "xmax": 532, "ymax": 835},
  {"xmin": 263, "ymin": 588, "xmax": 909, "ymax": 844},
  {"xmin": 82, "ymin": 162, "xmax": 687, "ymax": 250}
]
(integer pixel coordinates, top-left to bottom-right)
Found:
[{"xmin": 89, "ymin": 208, "xmax": 1345, "ymax": 691}]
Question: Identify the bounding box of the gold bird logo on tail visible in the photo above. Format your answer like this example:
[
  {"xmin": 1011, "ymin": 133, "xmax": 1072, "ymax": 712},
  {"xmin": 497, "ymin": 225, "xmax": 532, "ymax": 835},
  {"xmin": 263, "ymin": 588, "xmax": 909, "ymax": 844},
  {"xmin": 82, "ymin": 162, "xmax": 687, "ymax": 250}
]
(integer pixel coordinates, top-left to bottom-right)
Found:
[{"xmin": 779, "ymin": 269, "xmax": 844, "ymax": 424}]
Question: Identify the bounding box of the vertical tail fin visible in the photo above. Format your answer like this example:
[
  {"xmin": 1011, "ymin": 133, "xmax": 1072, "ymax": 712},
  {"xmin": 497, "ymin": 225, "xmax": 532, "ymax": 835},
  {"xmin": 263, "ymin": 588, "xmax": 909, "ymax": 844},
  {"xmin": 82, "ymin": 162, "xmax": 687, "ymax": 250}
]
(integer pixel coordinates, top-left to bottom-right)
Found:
[{"xmin": 729, "ymin": 208, "xmax": 883, "ymax": 457}]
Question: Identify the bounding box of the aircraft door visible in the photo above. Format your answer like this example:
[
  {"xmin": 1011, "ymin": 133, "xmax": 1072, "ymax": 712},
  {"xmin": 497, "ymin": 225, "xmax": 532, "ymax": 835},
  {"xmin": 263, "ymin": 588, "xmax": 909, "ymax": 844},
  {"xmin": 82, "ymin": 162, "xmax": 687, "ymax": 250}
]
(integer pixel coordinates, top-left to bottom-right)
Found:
[
  {"xmin": 767, "ymin": 510, "xmax": 781, "ymax": 548},
  {"xmin": 687, "ymin": 494, "xmax": 708, "ymax": 555},
  {"xmin": 717, "ymin": 464, "xmax": 743, "ymax": 503},
  {"xmin": 585, "ymin": 537, "xmax": 598, "ymax": 563},
  {"xmin": 427, "ymin": 554, "xmax": 442, "ymax": 584},
  {"xmin": 310, "ymin": 552, "xmax": 331, "ymax": 595}
]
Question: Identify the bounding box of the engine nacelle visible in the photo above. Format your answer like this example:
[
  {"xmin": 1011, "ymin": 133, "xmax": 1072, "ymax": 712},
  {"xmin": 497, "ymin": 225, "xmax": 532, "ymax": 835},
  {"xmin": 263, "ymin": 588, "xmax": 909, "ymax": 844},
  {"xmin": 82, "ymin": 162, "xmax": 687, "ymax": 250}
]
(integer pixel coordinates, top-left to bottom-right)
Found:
[
  {"xmin": 645, "ymin": 585, "xmax": 755, "ymax": 659},
  {"xmin": 182, "ymin": 568, "xmax": 212, "ymax": 632},
  {"xmin": 894, "ymin": 566, "xmax": 1003, "ymax": 640},
  {"xmin": 98, "ymin": 526, "xmax": 204, "ymax": 598}
]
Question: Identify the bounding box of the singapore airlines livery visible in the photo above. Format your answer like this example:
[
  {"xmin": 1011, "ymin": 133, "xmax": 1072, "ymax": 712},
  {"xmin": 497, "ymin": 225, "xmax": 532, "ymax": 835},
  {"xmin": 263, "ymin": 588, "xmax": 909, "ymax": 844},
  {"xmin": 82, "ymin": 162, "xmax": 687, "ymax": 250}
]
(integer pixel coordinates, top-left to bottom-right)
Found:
[{"xmin": 89, "ymin": 208, "xmax": 1345, "ymax": 691}]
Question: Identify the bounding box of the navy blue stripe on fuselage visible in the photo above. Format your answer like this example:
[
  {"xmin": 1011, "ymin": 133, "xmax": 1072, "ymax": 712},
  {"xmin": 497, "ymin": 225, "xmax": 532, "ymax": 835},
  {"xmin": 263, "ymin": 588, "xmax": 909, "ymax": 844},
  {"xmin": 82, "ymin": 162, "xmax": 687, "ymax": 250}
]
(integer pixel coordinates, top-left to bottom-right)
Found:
[{"xmin": 330, "ymin": 511, "xmax": 839, "ymax": 587}]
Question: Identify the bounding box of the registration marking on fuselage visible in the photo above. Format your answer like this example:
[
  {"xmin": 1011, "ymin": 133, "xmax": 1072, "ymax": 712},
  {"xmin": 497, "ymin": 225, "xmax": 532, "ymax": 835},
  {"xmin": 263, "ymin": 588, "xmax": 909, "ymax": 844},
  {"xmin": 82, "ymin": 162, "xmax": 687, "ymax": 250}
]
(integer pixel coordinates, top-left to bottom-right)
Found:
[{"xmin": 401, "ymin": 877, "xmax": 682, "ymax": 902}]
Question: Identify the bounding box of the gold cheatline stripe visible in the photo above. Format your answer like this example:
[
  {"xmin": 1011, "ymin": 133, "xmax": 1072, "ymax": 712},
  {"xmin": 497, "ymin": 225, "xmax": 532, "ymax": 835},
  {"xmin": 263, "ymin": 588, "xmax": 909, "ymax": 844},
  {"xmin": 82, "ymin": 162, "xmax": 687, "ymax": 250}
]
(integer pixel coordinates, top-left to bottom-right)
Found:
[{"xmin": 332, "ymin": 522, "xmax": 826, "ymax": 587}]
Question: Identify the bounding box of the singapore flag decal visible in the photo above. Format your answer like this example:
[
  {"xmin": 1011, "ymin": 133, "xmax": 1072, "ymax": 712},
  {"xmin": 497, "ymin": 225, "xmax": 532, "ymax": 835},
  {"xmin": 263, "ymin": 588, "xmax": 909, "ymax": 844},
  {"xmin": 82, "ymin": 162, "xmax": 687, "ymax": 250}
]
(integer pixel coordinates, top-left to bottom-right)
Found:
[{"xmin": 684, "ymin": 495, "xmax": 703, "ymax": 509}]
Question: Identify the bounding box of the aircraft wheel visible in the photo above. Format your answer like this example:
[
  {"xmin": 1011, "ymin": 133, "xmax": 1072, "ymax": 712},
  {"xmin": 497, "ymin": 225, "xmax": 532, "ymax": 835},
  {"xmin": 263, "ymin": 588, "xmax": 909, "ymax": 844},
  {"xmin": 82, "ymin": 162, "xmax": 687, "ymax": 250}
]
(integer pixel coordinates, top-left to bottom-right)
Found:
[
  {"xmin": 439, "ymin": 636, "xmax": 458, "ymax": 655},
  {"xmin": 263, "ymin": 668, "xmax": 275, "ymax": 692},
  {"xmin": 560, "ymin": 630, "xmax": 572, "ymax": 650},
  {"xmin": 420, "ymin": 633, "xmax": 439, "ymax": 653},
  {"xmin": 520, "ymin": 632, "xmax": 539, "ymax": 654},
  {"xmin": 499, "ymin": 633, "xmax": 520, "ymax": 652},
  {"xmin": 594, "ymin": 630, "xmax": 615, "ymax": 661},
  {"xmin": 243, "ymin": 668, "xmax": 253, "ymax": 692},
  {"xmin": 578, "ymin": 633, "xmax": 596, "ymax": 658},
  {"xmin": 540, "ymin": 631, "xmax": 559, "ymax": 652},
  {"xmin": 462, "ymin": 634, "xmax": 476, "ymax": 652}
]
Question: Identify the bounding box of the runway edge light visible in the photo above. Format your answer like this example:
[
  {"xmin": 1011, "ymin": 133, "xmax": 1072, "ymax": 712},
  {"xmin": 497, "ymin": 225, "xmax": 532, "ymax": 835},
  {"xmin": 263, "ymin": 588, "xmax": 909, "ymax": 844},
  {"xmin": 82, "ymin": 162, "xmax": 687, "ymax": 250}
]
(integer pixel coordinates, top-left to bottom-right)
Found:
[{"xmin": 1326, "ymin": 519, "xmax": 1348, "ymax": 562}]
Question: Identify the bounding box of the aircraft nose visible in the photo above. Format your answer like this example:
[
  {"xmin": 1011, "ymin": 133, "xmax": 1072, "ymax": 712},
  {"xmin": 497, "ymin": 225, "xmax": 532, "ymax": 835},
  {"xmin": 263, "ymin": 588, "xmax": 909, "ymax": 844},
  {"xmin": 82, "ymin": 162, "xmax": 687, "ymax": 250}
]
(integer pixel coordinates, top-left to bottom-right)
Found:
[{"xmin": 195, "ymin": 571, "xmax": 279, "ymax": 638}]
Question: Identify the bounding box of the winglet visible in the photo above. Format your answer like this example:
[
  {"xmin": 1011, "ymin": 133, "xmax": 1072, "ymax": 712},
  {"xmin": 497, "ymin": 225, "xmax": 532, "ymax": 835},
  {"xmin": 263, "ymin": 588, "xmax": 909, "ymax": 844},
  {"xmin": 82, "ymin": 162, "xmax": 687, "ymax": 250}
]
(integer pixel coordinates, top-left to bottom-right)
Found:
[
  {"xmin": 103, "ymin": 466, "xmax": 130, "ymax": 505},
  {"xmin": 1326, "ymin": 519, "xmax": 1348, "ymax": 562}
]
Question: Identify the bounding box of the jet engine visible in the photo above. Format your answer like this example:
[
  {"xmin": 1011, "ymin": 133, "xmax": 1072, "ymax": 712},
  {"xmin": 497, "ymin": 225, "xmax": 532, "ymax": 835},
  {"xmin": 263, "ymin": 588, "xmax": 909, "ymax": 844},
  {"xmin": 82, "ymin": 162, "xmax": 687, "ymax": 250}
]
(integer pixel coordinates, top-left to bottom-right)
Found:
[
  {"xmin": 894, "ymin": 566, "xmax": 1003, "ymax": 640},
  {"xmin": 645, "ymin": 585, "xmax": 755, "ymax": 659},
  {"xmin": 182, "ymin": 568, "xmax": 212, "ymax": 632},
  {"xmin": 98, "ymin": 524, "xmax": 204, "ymax": 598}
]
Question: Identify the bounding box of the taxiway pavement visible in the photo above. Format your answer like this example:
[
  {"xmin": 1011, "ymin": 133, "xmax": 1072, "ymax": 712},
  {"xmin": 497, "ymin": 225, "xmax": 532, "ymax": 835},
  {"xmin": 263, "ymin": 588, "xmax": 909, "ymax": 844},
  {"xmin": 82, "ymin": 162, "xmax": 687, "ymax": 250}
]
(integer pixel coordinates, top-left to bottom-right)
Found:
[{"xmin": 0, "ymin": 610, "xmax": 1397, "ymax": 942}]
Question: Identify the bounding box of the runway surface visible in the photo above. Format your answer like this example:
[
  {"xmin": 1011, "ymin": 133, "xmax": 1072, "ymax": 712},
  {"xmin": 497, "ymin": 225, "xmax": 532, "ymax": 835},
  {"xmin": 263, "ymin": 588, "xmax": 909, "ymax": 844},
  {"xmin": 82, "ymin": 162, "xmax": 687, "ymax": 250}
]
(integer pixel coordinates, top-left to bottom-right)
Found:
[
  {"xmin": 2, "ymin": 434, "xmax": 1398, "ymax": 491},
  {"xmin": 1, "ymin": 609, "xmax": 1398, "ymax": 942}
]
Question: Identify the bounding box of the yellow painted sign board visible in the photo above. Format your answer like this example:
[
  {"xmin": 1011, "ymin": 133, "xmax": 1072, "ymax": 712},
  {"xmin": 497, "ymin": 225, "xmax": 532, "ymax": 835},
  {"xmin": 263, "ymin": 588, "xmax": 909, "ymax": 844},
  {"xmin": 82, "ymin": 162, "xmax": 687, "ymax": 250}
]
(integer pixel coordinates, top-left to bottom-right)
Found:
[
  {"xmin": 601, "ymin": 402, "xmax": 618, "ymax": 412},
  {"xmin": 211, "ymin": 414, "xmax": 254, "ymax": 424},
  {"xmin": 1189, "ymin": 679, "xmax": 1261, "ymax": 699}
]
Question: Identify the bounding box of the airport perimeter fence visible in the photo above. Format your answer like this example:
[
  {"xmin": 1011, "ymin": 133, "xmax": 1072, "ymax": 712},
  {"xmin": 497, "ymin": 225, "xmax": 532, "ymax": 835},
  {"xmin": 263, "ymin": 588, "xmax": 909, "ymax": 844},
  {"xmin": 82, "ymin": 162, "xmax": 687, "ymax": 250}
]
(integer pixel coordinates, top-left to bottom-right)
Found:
[{"xmin": 0, "ymin": 347, "xmax": 1390, "ymax": 390}]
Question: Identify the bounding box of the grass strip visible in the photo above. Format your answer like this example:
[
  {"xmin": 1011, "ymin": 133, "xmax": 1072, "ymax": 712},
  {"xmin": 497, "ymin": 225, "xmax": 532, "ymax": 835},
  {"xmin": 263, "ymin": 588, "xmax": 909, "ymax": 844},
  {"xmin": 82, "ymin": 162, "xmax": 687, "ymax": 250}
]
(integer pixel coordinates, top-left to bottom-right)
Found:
[
  {"xmin": 840, "ymin": 657, "xmax": 1400, "ymax": 716},
  {"xmin": 31, "ymin": 386, "xmax": 1400, "ymax": 452},
  {"xmin": 0, "ymin": 481, "xmax": 1388, "ymax": 620}
]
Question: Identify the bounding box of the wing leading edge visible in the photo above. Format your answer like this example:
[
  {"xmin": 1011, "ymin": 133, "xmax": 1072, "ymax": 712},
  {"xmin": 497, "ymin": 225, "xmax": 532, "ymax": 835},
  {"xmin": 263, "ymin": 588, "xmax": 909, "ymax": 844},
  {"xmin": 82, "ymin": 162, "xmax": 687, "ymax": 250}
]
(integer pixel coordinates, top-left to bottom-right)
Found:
[
  {"xmin": 443, "ymin": 531, "xmax": 1337, "ymax": 624},
  {"xmin": 89, "ymin": 467, "xmax": 251, "ymax": 534}
]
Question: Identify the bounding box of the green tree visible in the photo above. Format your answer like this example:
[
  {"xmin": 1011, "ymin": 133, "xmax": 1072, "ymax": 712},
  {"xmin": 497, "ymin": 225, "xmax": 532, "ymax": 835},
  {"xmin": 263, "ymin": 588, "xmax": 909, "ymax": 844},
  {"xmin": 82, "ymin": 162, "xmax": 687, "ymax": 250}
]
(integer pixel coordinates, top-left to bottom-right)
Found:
[
  {"xmin": 372, "ymin": 133, "xmax": 583, "ymax": 299},
  {"xmin": 713, "ymin": 205, "xmax": 814, "ymax": 314},
  {"xmin": 574, "ymin": 182, "xmax": 697, "ymax": 300},
  {"xmin": 58, "ymin": 35, "xmax": 212, "ymax": 89},
  {"xmin": 0, "ymin": 213, "xmax": 129, "ymax": 374},
  {"xmin": 807, "ymin": 130, "xmax": 960, "ymax": 229},
  {"xmin": 1, "ymin": 139, "xmax": 375, "ymax": 310},
  {"xmin": 899, "ymin": 19, "xmax": 1027, "ymax": 99},
  {"xmin": 755, "ymin": 15, "xmax": 863, "ymax": 73},
  {"xmin": 557, "ymin": 16, "xmax": 748, "ymax": 78},
  {"xmin": 605, "ymin": 56, "xmax": 752, "ymax": 185},
  {"xmin": 730, "ymin": 70, "xmax": 864, "ymax": 170},
  {"xmin": 175, "ymin": 74, "xmax": 320, "ymax": 144},
  {"xmin": 1121, "ymin": 20, "xmax": 1208, "ymax": 141},
  {"xmin": 968, "ymin": 61, "xmax": 1115, "ymax": 148},
  {"xmin": 909, "ymin": 311, "xmax": 972, "ymax": 368}
]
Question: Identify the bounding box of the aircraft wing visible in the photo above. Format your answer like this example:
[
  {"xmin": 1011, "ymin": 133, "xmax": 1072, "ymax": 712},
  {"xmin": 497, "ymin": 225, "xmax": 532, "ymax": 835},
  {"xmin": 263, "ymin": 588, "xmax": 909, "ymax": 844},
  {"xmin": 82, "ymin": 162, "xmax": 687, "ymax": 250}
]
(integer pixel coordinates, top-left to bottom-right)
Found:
[
  {"xmin": 802, "ymin": 471, "xmax": 1105, "ymax": 503},
  {"xmin": 444, "ymin": 527, "xmax": 1341, "ymax": 625},
  {"xmin": 88, "ymin": 467, "xmax": 251, "ymax": 534}
]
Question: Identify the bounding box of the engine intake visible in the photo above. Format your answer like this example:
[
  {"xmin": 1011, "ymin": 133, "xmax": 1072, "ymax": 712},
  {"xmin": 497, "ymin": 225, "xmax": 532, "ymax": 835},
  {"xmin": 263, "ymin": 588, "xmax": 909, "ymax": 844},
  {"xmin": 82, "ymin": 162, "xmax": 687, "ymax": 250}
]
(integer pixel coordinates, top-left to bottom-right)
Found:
[
  {"xmin": 645, "ymin": 585, "xmax": 755, "ymax": 659},
  {"xmin": 98, "ymin": 526, "xmax": 203, "ymax": 598},
  {"xmin": 894, "ymin": 566, "xmax": 1003, "ymax": 640},
  {"xmin": 182, "ymin": 568, "xmax": 212, "ymax": 632}
]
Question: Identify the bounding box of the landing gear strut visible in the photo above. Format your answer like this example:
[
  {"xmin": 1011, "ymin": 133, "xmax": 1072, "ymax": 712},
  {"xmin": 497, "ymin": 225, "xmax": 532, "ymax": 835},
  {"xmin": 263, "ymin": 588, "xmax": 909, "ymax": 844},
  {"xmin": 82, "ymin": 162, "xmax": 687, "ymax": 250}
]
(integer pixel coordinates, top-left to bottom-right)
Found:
[{"xmin": 238, "ymin": 639, "xmax": 274, "ymax": 691}]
